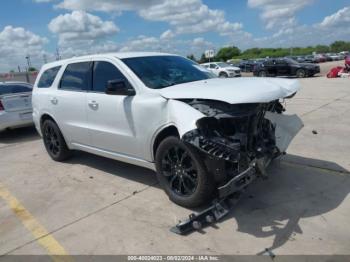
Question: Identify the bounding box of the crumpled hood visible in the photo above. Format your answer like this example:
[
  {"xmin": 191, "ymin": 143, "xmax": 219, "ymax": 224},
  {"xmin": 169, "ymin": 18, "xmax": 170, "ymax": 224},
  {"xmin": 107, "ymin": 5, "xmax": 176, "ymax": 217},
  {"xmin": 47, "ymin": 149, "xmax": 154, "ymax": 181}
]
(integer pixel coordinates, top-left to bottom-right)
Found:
[{"xmin": 158, "ymin": 77, "xmax": 300, "ymax": 104}]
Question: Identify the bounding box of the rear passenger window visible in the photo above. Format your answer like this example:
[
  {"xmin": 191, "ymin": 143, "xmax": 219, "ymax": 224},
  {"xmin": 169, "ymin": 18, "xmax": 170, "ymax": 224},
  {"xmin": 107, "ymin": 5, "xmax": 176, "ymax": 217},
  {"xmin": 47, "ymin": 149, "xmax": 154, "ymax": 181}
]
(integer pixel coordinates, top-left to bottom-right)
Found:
[
  {"xmin": 60, "ymin": 62, "xmax": 91, "ymax": 91},
  {"xmin": 37, "ymin": 66, "xmax": 61, "ymax": 88},
  {"xmin": 92, "ymin": 61, "xmax": 126, "ymax": 93}
]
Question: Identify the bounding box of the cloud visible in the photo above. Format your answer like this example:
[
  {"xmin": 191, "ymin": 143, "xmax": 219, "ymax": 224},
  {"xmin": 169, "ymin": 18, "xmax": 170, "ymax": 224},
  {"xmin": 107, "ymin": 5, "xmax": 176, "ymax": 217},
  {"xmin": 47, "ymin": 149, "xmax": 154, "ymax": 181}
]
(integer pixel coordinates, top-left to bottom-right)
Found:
[
  {"xmin": 248, "ymin": 0, "xmax": 314, "ymax": 29},
  {"xmin": 117, "ymin": 34, "xmax": 214, "ymax": 59},
  {"xmin": 138, "ymin": 0, "xmax": 239, "ymax": 34},
  {"xmin": 319, "ymin": 6, "xmax": 350, "ymax": 28},
  {"xmin": 0, "ymin": 26, "xmax": 48, "ymax": 71},
  {"xmin": 48, "ymin": 10, "xmax": 119, "ymax": 45},
  {"xmin": 55, "ymin": 0, "xmax": 242, "ymax": 36},
  {"xmin": 160, "ymin": 29, "xmax": 175, "ymax": 40},
  {"xmin": 55, "ymin": 0, "xmax": 162, "ymax": 12},
  {"xmin": 228, "ymin": 6, "xmax": 350, "ymax": 49}
]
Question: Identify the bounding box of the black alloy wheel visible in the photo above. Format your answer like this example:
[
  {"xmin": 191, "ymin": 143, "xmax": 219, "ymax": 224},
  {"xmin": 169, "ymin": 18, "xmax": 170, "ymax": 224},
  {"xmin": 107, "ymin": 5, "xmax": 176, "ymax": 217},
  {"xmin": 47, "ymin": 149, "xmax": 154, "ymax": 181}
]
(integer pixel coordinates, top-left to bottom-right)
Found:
[
  {"xmin": 42, "ymin": 120, "xmax": 71, "ymax": 161},
  {"xmin": 161, "ymin": 145, "xmax": 198, "ymax": 197},
  {"xmin": 155, "ymin": 136, "xmax": 215, "ymax": 208},
  {"xmin": 44, "ymin": 124, "xmax": 60, "ymax": 157}
]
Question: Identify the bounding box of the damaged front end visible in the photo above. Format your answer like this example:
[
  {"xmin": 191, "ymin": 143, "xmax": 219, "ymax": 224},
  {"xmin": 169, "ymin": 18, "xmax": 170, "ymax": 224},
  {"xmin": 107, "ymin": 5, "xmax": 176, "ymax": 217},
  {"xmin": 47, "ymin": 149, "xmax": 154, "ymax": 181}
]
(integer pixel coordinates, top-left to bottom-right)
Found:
[
  {"xmin": 179, "ymin": 99, "xmax": 302, "ymax": 199},
  {"xmin": 170, "ymin": 99, "xmax": 303, "ymax": 234}
]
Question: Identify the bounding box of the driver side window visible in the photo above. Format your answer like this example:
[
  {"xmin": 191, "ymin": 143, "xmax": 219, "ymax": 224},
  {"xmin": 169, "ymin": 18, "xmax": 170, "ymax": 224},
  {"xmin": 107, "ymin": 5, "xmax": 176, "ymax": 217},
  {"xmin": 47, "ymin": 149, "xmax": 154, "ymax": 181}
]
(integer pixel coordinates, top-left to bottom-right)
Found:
[
  {"xmin": 209, "ymin": 64, "xmax": 216, "ymax": 69},
  {"xmin": 92, "ymin": 61, "xmax": 128, "ymax": 93}
]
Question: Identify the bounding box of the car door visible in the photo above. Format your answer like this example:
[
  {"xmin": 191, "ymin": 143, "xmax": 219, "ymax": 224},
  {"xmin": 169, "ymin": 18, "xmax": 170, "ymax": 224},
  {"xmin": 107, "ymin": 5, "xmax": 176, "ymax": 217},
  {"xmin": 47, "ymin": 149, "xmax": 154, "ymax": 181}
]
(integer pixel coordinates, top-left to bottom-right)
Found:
[
  {"xmin": 264, "ymin": 60, "xmax": 276, "ymax": 76},
  {"xmin": 209, "ymin": 63, "xmax": 219, "ymax": 76},
  {"xmin": 276, "ymin": 59, "xmax": 289, "ymax": 76},
  {"xmin": 86, "ymin": 59, "xmax": 138, "ymax": 157},
  {"xmin": 52, "ymin": 61, "xmax": 91, "ymax": 145}
]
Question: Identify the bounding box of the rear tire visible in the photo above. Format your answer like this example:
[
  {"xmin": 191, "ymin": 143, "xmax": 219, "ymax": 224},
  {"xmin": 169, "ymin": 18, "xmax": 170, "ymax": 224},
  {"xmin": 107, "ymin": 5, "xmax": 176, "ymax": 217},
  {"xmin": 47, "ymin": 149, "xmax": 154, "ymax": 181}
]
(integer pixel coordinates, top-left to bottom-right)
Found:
[
  {"xmin": 296, "ymin": 69, "xmax": 306, "ymax": 78},
  {"xmin": 155, "ymin": 136, "xmax": 215, "ymax": 208},
  {"xmin": 42, "ymin": 120, "xmax": 71, "ymax": 161}
]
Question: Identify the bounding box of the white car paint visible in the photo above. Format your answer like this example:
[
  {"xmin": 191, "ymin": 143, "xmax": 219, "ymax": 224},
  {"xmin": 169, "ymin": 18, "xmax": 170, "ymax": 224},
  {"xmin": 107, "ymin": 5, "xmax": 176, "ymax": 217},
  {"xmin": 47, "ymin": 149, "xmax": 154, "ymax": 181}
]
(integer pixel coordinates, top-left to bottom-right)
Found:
[
  {"xmin": 201, "ymin": 62, "xmax": 241, "ymax": 77},
  {"xmin": 158, "ymin": 77, "xmax": 300, "ymax": 104},
  {"xmin": 32, "ymin": 52, "xmax": 302, "ymax": 171},
  {"xmin": 0, "ymin": 82, "xmax": 33, "ymax": 131}
]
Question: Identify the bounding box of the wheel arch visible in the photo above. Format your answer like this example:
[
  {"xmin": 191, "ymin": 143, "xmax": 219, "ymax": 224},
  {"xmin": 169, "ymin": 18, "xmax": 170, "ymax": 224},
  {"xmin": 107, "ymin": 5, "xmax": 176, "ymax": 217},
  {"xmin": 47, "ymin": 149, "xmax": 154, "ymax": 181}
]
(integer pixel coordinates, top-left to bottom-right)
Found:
[
  {"xmin": 152, "ymin": 125, "xmax": 180, "ymax": 161},
  {"xmin": 39, "ymin": 113, "xmax": 70, "ymax": 147}
]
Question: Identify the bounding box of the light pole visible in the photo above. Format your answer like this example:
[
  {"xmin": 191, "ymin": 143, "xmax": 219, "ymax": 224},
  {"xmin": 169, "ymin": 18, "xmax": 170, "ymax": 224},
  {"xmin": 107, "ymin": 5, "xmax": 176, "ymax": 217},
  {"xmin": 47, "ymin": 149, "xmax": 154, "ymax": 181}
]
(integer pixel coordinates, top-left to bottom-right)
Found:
[
  {"xmin": 25, "ymin": 55, "xmax": 32, "ymax": 69},
  {"xmin": 43, "ymin": 54, "xmax": 48, "ymax": 64}
]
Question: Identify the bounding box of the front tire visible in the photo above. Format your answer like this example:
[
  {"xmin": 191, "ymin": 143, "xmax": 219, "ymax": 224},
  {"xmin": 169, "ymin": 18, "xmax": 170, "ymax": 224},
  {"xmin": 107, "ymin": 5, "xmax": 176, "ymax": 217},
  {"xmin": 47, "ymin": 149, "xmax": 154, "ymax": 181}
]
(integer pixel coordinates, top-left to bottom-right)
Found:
[
  {"xmin": 42, "ymin": 120, "xmax": 71, "ymax": 161},
  {"xmin": 155, "ymin": 136, "xmax": 215, "ymax": 208},
  {"xmin": 219, "ymin": 72, "xmax": 228, "ymax": 78}
]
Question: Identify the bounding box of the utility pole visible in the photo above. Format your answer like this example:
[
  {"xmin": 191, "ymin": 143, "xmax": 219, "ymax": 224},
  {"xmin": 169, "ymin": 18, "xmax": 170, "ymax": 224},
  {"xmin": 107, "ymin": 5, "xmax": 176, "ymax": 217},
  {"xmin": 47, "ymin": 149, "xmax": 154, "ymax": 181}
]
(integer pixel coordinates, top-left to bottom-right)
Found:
[
  {"xmin": 55, "ymin": 48, "xmax": 61, "ymax": 61},
  {"xmin": 43, "ymin": 54, "xmax": 48, "ymax": 64},
  {"xmin": 25, "ymin": 55, "xmax": 32, "ymax": 69},
  {"xmin": 17, "ymin": 65, "xmax": 21, "ymax": 73}
]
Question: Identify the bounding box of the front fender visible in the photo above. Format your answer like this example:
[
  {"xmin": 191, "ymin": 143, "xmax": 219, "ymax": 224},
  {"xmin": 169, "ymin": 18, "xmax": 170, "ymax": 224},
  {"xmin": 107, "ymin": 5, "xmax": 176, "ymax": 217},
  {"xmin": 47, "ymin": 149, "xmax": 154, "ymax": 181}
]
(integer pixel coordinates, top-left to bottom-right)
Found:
[{"xmin": 166, "ymin": 99, "xmax": 205, "ymax": 137}]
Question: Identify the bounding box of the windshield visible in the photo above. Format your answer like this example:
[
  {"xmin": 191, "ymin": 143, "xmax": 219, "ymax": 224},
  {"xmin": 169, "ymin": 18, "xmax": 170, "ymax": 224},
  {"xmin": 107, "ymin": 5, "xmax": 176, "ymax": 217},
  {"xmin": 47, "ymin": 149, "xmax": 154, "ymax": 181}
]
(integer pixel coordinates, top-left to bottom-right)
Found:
[
  {"xmin": 216, "ymin": 62, "xmax": 231, "ymax": 68},
  {"xmin": 122, "ymin": 56, "xmax": 215, "ymax": 89}
]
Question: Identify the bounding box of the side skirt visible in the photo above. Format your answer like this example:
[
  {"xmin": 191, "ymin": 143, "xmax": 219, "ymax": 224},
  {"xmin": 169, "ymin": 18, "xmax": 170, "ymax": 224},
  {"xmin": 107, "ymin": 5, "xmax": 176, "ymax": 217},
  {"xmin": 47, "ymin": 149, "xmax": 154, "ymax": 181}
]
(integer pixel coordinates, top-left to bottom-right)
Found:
[{"xmin": 70, "ymin": 142, "xmax": 156, "ymax": 171}]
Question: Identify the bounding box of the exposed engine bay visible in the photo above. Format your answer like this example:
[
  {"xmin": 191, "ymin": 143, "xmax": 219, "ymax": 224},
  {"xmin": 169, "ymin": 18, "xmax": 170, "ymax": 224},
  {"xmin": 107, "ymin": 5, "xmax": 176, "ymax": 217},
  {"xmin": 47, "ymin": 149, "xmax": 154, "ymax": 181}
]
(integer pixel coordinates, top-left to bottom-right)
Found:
[
  {"xmin": 170, "ymin": 98, "xmax": 303, "ymax": 234},
  {"xmin": 178, "ymin": 99, "xmax": 303, "ymax": 196}
]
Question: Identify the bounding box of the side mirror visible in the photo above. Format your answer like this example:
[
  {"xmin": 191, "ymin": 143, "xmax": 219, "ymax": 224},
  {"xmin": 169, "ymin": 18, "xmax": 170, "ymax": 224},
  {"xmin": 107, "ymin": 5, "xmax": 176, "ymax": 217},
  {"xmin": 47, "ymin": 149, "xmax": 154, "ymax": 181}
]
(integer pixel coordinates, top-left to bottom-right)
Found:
[
  {"xmin": 106, "ymin": 79, "xmax": 136, "ymax": 96},
  {"xmin": 215, "ymin": 66, "xmax": 220, "ymax": 69}
]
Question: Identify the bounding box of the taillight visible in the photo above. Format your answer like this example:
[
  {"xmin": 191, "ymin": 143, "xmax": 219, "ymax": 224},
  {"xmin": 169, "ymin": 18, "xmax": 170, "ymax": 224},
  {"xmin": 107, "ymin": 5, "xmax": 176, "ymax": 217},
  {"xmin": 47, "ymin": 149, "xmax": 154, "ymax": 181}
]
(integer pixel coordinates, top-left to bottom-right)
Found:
[{"xmin": 0, "ymin": 100, "xmax": 4, "ymax": 111}]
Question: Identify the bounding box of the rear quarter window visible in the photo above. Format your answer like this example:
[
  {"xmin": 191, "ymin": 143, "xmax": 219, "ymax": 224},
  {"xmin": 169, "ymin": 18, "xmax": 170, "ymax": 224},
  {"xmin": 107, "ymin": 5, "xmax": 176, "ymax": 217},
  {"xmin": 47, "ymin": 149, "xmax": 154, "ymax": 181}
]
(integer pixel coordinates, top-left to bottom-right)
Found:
[{"xmin": 37, "ymin": 66, "xmax": 61, "ymax": 88}]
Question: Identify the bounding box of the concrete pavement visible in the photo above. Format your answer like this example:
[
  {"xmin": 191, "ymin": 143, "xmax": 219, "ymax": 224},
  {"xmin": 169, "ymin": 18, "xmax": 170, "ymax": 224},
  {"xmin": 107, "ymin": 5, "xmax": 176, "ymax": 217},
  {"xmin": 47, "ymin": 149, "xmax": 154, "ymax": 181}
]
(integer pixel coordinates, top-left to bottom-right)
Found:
[{"xmin": 0, "ymin": 68, "xmax": 349, "ymax": 255}]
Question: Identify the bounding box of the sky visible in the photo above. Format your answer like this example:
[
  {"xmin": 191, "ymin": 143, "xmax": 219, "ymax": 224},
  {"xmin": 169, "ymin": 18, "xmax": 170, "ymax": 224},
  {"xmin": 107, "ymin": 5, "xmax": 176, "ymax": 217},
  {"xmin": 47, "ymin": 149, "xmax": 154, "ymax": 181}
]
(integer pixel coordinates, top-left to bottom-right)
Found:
[{"xmin": 0, "ymin": 0, "xmax": 349, "ymax": 71}]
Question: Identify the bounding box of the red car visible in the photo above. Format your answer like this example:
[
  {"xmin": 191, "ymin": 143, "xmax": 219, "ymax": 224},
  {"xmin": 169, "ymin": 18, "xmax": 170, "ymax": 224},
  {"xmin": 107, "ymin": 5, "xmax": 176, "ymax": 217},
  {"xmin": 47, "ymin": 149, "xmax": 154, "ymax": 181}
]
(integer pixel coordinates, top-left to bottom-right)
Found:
[{"xmin": 314, "ymin": 54, "xmax": 326, "ymax": 63}]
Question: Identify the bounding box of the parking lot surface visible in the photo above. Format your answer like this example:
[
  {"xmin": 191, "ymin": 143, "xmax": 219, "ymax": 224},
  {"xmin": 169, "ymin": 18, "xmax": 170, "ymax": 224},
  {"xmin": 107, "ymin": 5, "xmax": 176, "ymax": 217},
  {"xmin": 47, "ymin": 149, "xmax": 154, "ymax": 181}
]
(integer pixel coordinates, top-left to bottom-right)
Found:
[{"xmin": 1, "ymin": 61, "xmax": 350, "ymax": 255}]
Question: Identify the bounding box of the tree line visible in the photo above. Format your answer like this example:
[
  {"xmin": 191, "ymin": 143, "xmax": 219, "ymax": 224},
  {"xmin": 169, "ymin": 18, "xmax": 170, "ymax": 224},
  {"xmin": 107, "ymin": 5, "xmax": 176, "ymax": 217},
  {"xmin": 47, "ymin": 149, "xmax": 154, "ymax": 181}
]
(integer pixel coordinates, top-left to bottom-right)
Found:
[{"xmin": 187, "ymin": 41, "xmax": 350, "ymax": 63}]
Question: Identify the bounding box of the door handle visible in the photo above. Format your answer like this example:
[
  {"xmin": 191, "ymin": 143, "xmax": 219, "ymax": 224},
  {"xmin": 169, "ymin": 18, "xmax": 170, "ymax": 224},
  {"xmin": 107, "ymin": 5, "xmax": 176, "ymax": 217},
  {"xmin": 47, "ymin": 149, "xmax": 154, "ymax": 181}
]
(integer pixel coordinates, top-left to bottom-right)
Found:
[
  {"xmin": 50, "ymin": 97, "xmax": 58, "ymax": 105},
  {"xmin": 88, "ymin": 100, "xmax": 99, "ymax": 110}
]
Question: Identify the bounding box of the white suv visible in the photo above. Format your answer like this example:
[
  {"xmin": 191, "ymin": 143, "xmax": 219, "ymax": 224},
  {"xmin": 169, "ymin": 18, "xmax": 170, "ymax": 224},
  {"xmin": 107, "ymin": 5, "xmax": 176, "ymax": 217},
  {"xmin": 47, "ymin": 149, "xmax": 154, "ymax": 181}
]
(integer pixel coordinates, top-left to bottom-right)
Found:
[
  {"xmin": 201, "ymin": 62, "xmax": 241, "ymax": 77},
  {"xmin": 33, "ymin": 52, "xmax": 303, "ymax": 207}
]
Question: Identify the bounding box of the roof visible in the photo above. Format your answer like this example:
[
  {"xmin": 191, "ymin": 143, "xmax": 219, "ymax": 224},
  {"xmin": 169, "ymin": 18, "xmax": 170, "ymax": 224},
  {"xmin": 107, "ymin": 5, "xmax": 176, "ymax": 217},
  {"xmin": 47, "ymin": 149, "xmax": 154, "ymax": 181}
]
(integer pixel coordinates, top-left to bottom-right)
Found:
[{"xmin": 41, "ymin": 52, "xmax": 177, "ymax": 69}]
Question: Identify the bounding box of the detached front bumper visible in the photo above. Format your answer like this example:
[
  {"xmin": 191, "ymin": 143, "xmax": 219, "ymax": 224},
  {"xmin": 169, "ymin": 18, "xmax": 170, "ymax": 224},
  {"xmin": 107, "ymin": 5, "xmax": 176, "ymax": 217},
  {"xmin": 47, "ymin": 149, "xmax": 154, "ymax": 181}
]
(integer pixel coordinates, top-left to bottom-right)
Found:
[{"xmin": 218, "ymin": 163, "xmax": 256, "ymax": 198}]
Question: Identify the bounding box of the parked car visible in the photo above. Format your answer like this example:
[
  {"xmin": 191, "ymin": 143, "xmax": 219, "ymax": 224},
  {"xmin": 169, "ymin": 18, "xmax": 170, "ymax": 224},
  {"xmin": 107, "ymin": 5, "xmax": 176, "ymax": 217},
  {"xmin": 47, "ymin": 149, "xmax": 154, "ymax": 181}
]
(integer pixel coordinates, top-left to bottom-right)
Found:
[
  {"xmin": 253, "ymin": 58, "xmax": 320, "ymax": 77},
  {"xmin": 236, "ymin": 60, "xmax": 254, "ymax": 72},
  {"xmin": 327, "ymin": 53, "xmax": 341, "ymax": 61},
  {"xmin": 304, "ymin": 55, "xmax": 318, "ymax": 63},
  {"xmin": 0, "ymin": 81, "xmax": 33, "ymax": 132},
  {"xmin": 286, "ymin": 56, "xmax": 306, "ymax": 63},
  {"xmin": 32, "ymin": 52, "xmax": 303, "ymax": 208},
  {"xmin": 201, "ymin": 62, "xmax": 241, "ymax": 77},
  {"xmin": 322, "ymin": 54, "xmax": 333, "ymax": 62},
  {"xmin": 314, "ymin": 54, "xmax": 327, "ymax": 63}
]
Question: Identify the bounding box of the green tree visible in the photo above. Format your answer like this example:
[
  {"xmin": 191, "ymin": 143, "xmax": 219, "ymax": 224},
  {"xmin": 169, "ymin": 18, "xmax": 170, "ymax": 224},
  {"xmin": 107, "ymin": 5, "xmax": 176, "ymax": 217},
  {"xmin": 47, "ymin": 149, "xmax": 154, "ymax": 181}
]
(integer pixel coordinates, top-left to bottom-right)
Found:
[
  {"xmin": 315, "ymin": 45, "xmax": 329, "ymax": 53},
  {"xmin": 199, "ymin": 53, "xmax": 208, "ymax": 63},
  {"xmin": 28, "ymin": 67, "xmax": 37, "ymax": 72},
  {"xmin": 215, "ymin": 46, "xmax": 241, "ymax": 61},
  {"xmin": 186, "ymin": 54, "xmax": 196, "ymax": 62},
  {"xmin": 330, "ymin": 41, "xmax": 350, "ymax": 52}
]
